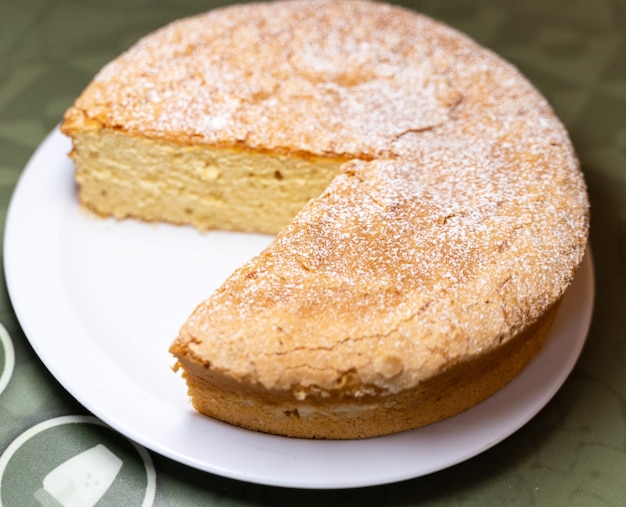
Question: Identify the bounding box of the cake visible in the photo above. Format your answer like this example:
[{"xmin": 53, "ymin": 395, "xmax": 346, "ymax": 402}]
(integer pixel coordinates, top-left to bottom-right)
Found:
[{"xmin": 61, "ymin": 0, "xmax": 589, "ymax": 439}]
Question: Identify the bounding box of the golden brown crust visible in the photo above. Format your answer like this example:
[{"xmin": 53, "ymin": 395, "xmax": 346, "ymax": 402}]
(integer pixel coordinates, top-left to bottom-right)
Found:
[
  {"xmin": 173, "ymin": 305, "xmax": 558, "ymax": 439},
  {"xmin": 62, "ymin": 0, "xmax": 590, "ymax": 438},
  {"xmin": 60, "ymin": 0, "xmax": 469, "ymax": 159}
]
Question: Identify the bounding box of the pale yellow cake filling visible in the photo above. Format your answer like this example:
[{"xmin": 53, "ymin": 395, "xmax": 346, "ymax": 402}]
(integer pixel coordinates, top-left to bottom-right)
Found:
[{"xmin": 71, "ymin": 129, "xmax": 345, "ymax": 234}]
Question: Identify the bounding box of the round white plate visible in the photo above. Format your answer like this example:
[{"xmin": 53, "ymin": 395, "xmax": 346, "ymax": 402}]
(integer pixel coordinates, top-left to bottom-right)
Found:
[{"xmin": 4, "ymin": 129, "xmax": 594, "ymax": 489}]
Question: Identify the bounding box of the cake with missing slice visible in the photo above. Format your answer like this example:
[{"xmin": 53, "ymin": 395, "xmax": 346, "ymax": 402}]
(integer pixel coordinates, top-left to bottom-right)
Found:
[{"xmin": 61, "ymin": 0, "xmax": 589, "ymax": 439}]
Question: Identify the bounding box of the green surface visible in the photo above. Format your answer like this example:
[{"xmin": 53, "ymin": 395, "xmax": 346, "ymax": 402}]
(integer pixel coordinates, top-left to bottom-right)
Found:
[{"xmin": 1, "ymin": 0, "xmax": 625, "ymax": 505}]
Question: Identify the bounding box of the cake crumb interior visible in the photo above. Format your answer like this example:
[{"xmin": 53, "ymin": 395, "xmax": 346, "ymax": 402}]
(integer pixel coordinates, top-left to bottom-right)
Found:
[{"xmin": 71, "ymin": 129, "xmax": 346, "ymax": 234}]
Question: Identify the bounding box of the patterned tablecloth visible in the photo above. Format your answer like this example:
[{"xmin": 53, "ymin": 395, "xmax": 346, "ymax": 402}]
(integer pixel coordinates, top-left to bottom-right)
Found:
[{"xmin": 1, "ymin": 0, "xmax": 625, "ymax": 505}]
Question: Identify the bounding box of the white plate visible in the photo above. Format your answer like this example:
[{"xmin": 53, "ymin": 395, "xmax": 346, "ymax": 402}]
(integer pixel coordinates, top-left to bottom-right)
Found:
[{"xmin": 4, "ymin": 129, "xmax": 594, "ymax": 489}]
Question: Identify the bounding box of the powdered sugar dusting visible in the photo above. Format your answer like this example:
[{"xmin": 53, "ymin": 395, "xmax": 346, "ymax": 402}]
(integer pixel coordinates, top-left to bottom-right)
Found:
[
  {"xmin": 200, "ymin": 115, "xmax": 588, "ymax": 390},
  {"xmin": 69, "ymin": 0, "xmax": 589, "ymax": 393},
  {"xmin": 75, "ymin": 0, "xmax": 463, "ymax": 158}
]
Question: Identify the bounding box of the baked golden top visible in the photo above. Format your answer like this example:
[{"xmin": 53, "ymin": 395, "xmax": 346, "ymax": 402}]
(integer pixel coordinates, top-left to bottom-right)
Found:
[
  {"xmin": 63, "ymin": 0, "xmax": 471, "ymax": 159},
  {"xmin": 62, "ymin": 0, "xmax": 589, "ymax": 395}
]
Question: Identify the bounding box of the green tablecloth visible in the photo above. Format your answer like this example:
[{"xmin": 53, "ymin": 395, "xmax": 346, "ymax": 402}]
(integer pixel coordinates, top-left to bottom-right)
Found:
[{"xmin": 1, "ymin": 0, "xmax": 624, "ymax": 504}]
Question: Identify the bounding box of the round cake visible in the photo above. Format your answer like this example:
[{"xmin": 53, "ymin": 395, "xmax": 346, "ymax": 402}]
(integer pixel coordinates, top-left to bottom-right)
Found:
[{"xmin": 61, "ymin": 0, "xmax": 589, "ymax": 439}]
